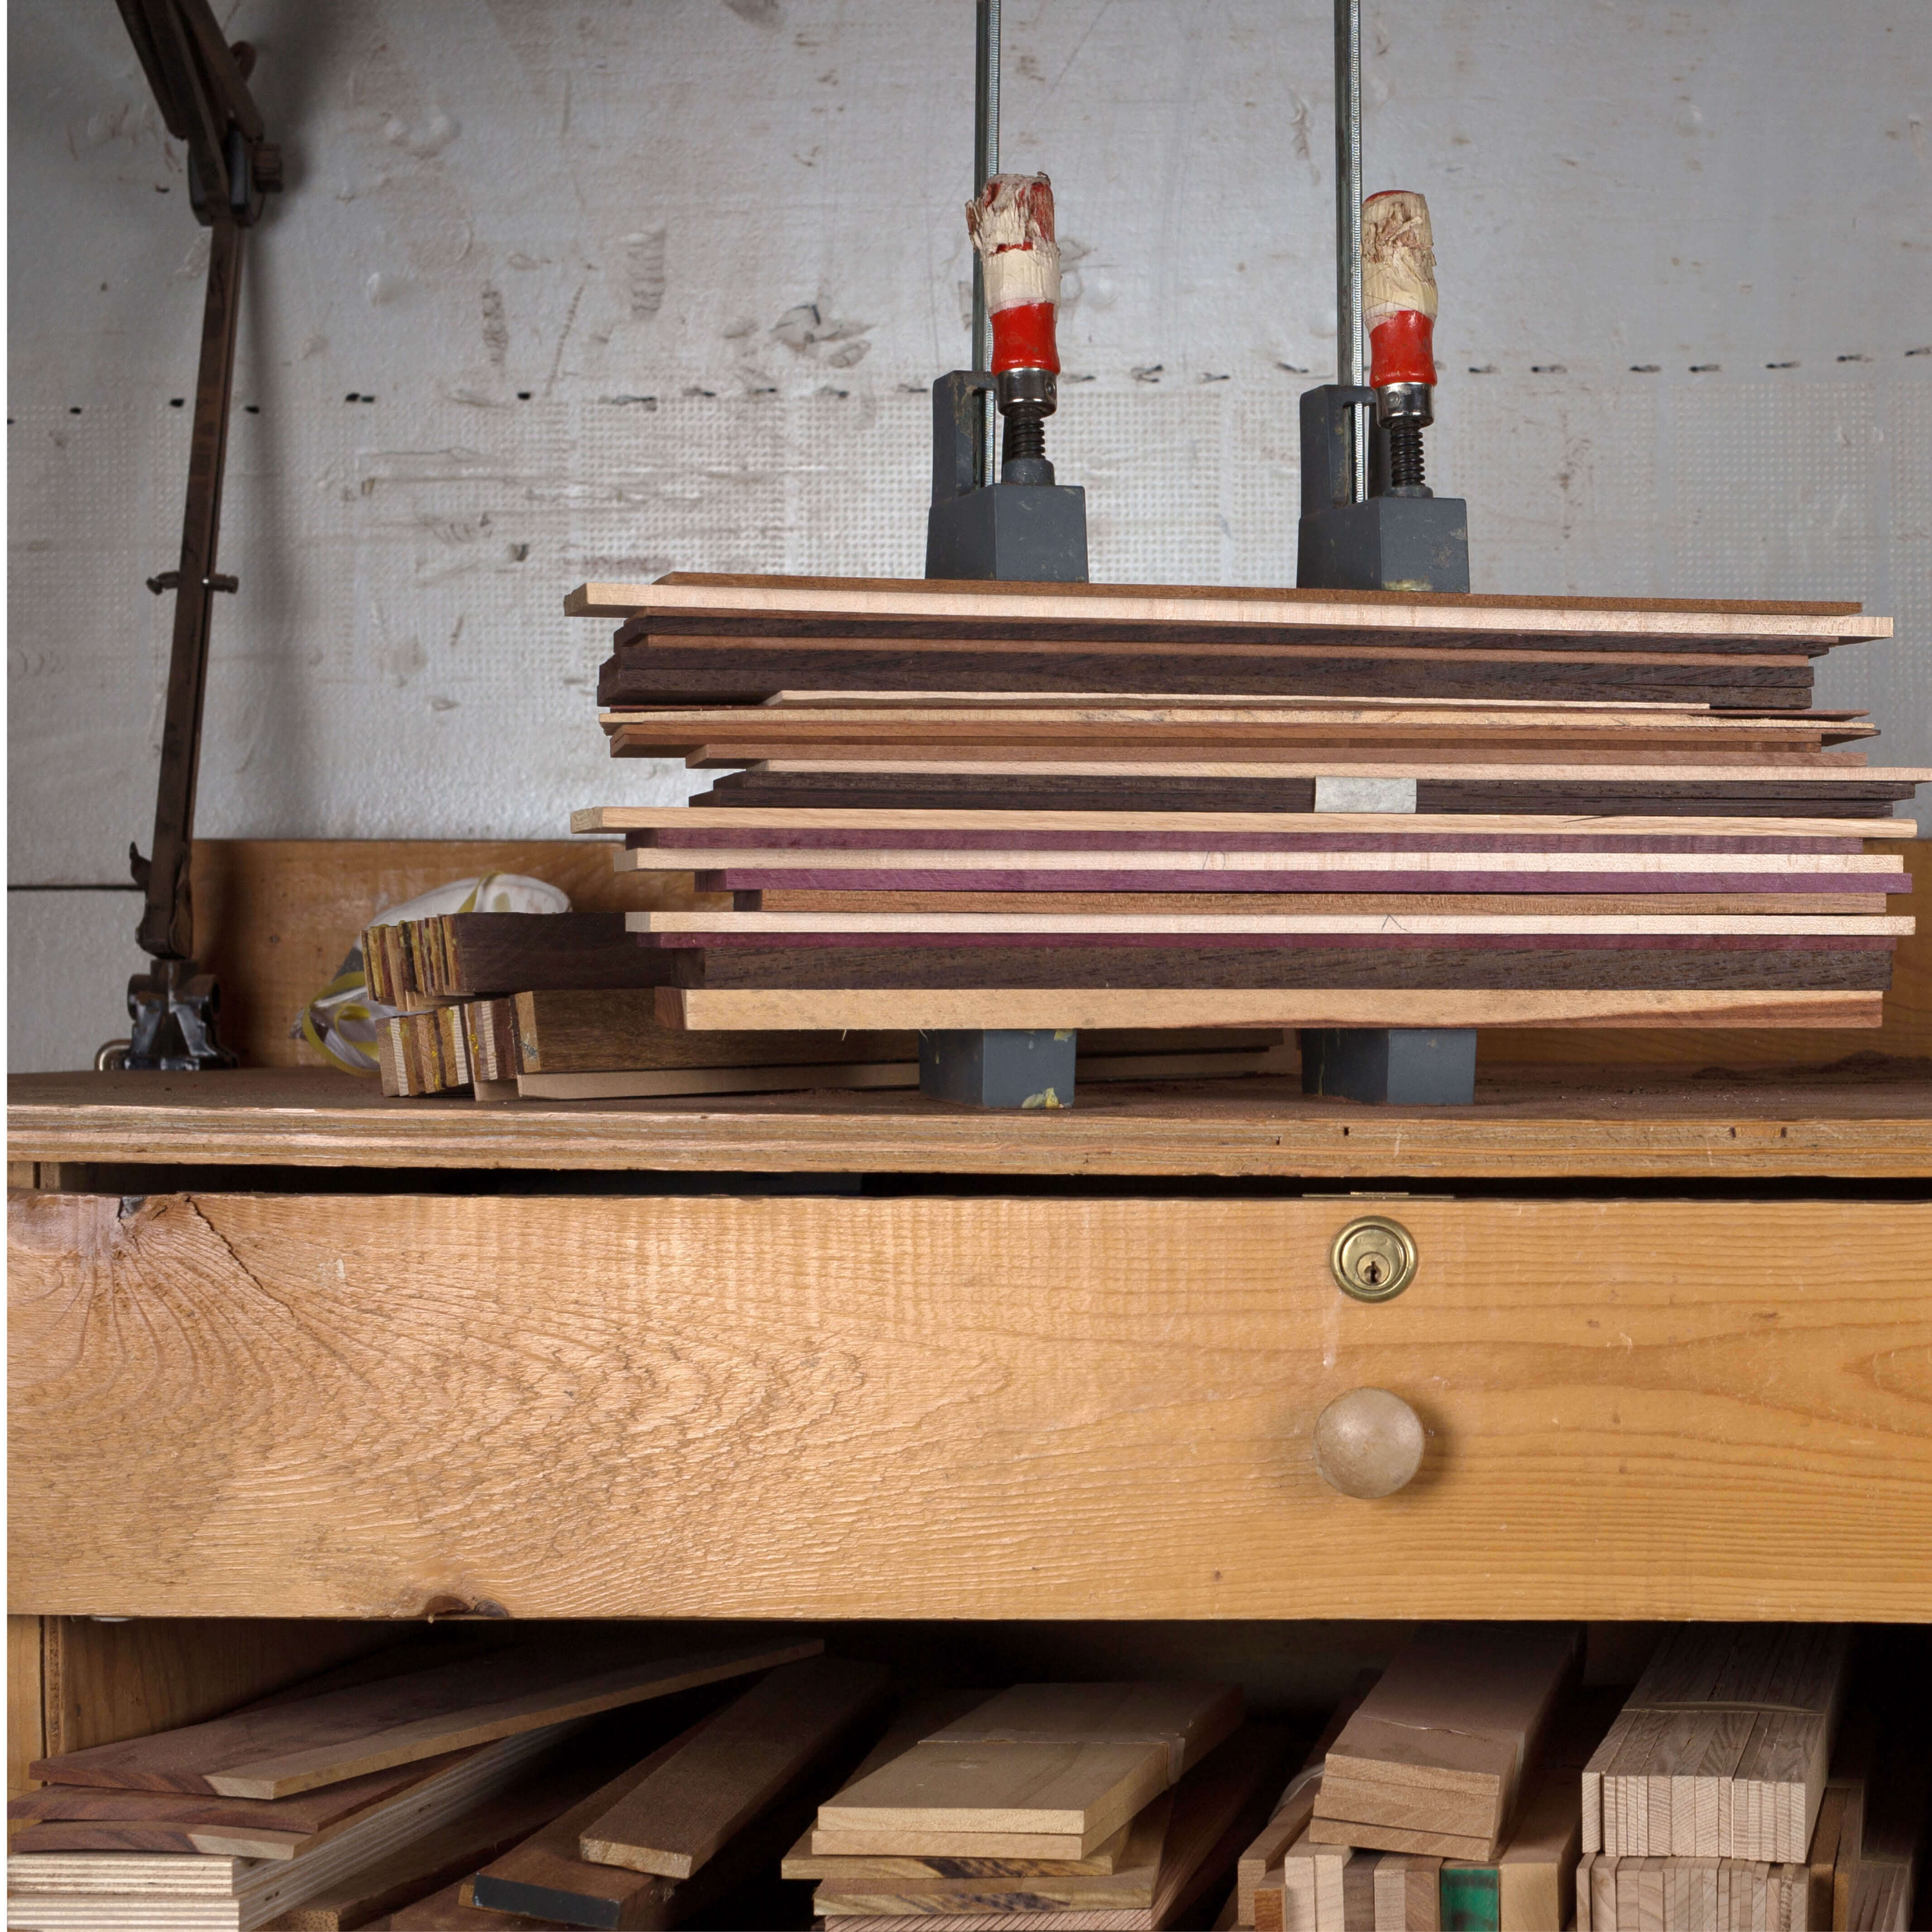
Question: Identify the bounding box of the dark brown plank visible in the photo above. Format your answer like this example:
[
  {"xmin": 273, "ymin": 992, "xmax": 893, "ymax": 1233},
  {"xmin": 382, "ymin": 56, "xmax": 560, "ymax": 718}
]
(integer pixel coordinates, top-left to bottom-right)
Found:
[{"xmin": 666, "ymin": 941, "xmax": 1894, "ymax": 993}]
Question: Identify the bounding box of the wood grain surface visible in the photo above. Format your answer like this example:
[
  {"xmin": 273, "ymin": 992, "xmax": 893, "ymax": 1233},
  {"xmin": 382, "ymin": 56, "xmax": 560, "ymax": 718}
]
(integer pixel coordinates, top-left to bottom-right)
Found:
[
  {"xmin": 10, "ymin": 1064, "xmax": 1932, "ymax": 1177},
  {"xmin": 11, "ymin": 1192, "xmax": 1931, "ymax": 1621}
]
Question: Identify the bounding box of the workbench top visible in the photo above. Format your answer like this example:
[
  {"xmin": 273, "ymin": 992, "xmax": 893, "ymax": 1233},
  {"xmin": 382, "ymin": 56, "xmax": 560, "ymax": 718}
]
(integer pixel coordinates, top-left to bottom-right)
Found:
[{"xmin": 11, "ymin": 1060, "xmax": 1931, "ymax": 1179}]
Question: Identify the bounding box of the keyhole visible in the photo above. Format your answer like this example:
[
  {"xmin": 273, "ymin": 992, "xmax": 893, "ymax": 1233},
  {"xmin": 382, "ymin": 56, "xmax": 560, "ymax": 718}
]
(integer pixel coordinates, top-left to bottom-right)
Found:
[{"xmin": 1357, "ymin": 1254, "xmax": 1385, "ymax": 1286}]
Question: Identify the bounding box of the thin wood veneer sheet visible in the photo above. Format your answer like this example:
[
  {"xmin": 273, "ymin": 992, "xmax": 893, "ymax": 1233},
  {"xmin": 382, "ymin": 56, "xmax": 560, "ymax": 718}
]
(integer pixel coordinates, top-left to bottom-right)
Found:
[
  {"xmin": 816, "ymin": 1683, "xmax": 1242, "ymax": 1857},
  {"xmin": 576, "ymin": 1654, "xmax": 890, "ymax": 1879},
  {"xmin": 26, "ymin": 1637, "xmax": 820, "ymax": 1800},
  {"xmin": 1309, "ymin": 1624, "xmax": 1581, "ymax": 1862},
  {"xmin": 633, "ymin": 910, "xmax": 1912, "ymax": 935}
]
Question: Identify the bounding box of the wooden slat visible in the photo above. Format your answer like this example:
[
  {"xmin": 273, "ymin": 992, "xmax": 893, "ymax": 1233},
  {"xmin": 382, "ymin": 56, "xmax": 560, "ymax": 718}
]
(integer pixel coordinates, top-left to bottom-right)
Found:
[
  {"xmin": 577, "ymin": 807, "xmax": 1918, "ymax": 839},
  {"xmin": 634, "ymin": 909, "xmax": 1913, "ymax": 934},
  {"xmin": 577, "ymin": 1656, "xmax": 889, "ymax": 1879},
  {"xmin": 564, "ymin": 576, "xmax": 1889, "ymax": 641},
  {"xmin": 661, "ymin": 987, "xmax": 1886, "ymax": 1031},
  {"xmin": 10, "ymin": 1191, "xmax": 1932, "ymax": 1621},
  {"xmin": 28, "ymin": 1640, "xmax": 820, "ymax": 1798}
]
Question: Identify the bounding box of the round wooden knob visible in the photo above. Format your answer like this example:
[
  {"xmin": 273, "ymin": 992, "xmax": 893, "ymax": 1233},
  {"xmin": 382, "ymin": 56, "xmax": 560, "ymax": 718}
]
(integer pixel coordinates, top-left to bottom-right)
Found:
[{"xmin": 1312, "ymin": 1388, "xmax": 1425, "ymax": 1498}]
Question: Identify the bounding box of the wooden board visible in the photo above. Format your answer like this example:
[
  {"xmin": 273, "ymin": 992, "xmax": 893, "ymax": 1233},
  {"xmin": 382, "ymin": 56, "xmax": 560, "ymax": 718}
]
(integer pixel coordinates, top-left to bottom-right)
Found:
[
  {"xmin": 565, "ymin": 574, "xmax": 1888, "ymax": 643},
  {"xmin": 512, "ymin": 988, "xmax": 914, "ymax": 1075},
  {"xmin": 11, "ymin": 1064, "xmax": 1932, "ymax": 1183},
  {"xmin": 634, "ymin": 908, "xmax": 1912, "ymax": 935},
  {"xmin": 467, "ymin": 1711, "xmax": 718, "ymax": 1927},
  {"xmin": 660, "ymin": 986, "xmax": 1886, "ymax": 1031},
  {"xmin": 1309, "ymin": 1625, "xmax": 1579, "ymax": 1861},
  {"xmin": 577, "ymin": 1655, "xmax": 889, "ymax": 1879},
  {"xmin": 10, "ymin": 1750, "xmax": 489, "ymax": 1858},
  {"xmin": 750, "ymin": 891, "xmax": 1894, "ymax": 916},
  {"xmin": 817, "ymin": 1684, "xmax": 1242, "ymax": 1855},
  {"xmin": 28, "ymin": 1639, "xmax": 820, "ymax": 1799},
  {"xmin": 374, "ymin": 1880, "xmax": 567, "ymax": 1927},
  {"xmin": 10, "ymin": 1190, "xmax": 1932, "ymax": 1623},
  {"xmin": 816, "ymin": 1725, "xmax": 1295, "ymax": 1927},
  {"xmin": 577, "ymin": 807, "xmax": 1917, "ymax": 839}
]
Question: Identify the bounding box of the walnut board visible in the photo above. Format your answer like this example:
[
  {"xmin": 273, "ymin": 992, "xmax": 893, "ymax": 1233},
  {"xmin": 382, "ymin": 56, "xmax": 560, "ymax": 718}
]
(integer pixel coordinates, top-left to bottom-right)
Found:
[{"xmin": 11, "ymin": 1192, "xmax": 1932, "ymax": 1621}]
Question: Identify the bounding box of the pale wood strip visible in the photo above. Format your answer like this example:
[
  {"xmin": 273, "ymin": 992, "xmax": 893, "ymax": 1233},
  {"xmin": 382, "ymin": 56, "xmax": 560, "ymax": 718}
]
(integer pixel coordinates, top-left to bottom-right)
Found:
[
  {"xmin": 563, "ymin": 578, "xmax": 1891, "ymax": 641},
  {"xmin": 576, "ymin": 1655, "xmax": 889, "ymax": 1879},
  {"xmin": 719, "ymin": 755, "xmax": 1931, "ymax": 782}
]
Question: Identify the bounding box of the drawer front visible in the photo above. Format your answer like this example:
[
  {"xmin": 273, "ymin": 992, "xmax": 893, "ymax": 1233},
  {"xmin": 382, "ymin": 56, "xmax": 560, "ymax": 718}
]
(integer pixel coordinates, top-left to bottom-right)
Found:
[{"xmin": 10, "ymin": 1190, "xmax": 1932, "ymax": 1620}]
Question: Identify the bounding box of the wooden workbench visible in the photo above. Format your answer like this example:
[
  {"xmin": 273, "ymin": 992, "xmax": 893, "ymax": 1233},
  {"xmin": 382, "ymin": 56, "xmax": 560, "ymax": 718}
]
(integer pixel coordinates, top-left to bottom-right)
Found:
[{"xmin": 9, "ymin": 838, "xmax": 1931, "ymax": 1787}]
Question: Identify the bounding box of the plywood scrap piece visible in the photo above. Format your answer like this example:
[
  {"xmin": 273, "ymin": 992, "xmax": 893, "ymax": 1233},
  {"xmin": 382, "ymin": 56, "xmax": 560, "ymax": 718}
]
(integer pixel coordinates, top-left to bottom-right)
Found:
[
  {"xmin": 815, "ymin": 1683, "xmax": 1242, "ymax": 1858},
  {"xmin": 29, "ymin": 1637, "xmax": 820, "ymax": 1801},
  {"xmin": 577, "ymin": 1654, "xmax": 889, "ymax": 1879},
  {"xmin": 1309, "ymin": 1624, "xmax": 1581, "ymax": 1862}
]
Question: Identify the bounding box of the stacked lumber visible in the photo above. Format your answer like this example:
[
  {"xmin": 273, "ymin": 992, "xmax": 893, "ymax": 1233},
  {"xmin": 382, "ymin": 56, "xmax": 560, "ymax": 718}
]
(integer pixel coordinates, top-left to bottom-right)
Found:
[
  {"xmin": 785, "ymin": 1682, "xmax": 1295, "ymax": 1931},
  {"xmin": 560, "ymin": 572, "xmax": 1921, "ymax": 1041},
  {"xmin": 581, "ymin": 575, "xmax": 1887, "ymax": 714},
  {"xmin": 1580, "ymin": 1625, "xmax": 1850, "ymax": 1865},
  {"xmin": 1577, "ymin": 1628, "xmax": 1928, "ymax": 1932},
  {"xmin": 5, "ymin": 1635, "xmax": 820, "ymax": 1932}
]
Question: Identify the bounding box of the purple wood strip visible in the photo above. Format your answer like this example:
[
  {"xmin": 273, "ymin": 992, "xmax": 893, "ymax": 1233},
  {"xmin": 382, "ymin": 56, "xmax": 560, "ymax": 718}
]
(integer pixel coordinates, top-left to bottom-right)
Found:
[
  {"xmin": 639, "ymin": 930, "xmax": 1895, "ymax": 952},
  {"xmin": 633, "ymin": 827, "xmax": 1871, "ymax": 853},
  {"xmin": 696, "ymin": 868, "xmax": 1905, "ymax": 895}
]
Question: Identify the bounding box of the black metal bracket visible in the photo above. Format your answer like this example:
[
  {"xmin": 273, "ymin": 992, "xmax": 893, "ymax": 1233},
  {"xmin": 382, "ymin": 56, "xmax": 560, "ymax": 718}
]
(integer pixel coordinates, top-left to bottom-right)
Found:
[{"xmin": 112, "ymin": 0, "xmax": 282, "ymax": 1069}]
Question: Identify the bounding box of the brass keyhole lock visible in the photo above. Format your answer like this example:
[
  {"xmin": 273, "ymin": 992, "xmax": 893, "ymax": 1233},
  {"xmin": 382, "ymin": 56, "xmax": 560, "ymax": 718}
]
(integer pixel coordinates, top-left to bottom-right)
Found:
[{"xmin": 1330, "ymin": 1215, "xmax": 1418, "ymax": 1302}]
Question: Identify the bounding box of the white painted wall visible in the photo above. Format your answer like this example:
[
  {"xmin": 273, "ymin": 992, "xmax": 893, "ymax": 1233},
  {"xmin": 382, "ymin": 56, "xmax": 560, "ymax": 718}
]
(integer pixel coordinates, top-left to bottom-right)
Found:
[{"xmin": 10, "ymin": 0, "xmax": 1929, "ymax": 1068}]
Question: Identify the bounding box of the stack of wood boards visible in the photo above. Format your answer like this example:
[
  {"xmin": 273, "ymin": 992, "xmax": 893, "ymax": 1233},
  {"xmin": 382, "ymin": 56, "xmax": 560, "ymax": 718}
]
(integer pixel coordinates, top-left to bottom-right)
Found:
[
  {"xmin": 366, "ymin": 929, "xmax": 1292, "ymax": 1098},
  {"xmin": 783, "ymin": 1681, "xmax": 1294, "ymax": 1929},
  {"xmin": 1577, "ymin": 1625, "xmax": 1927, "ymax": 1932},
  {"xmin": 1580, "ymin": 1625, "xmax": 1850, "ymax": 1865},
  {"xmin": 6, "ymin": 1635, "xmax": 820, "ymax": 1931},
  {"xmin": 579, "ymin": 575, "xmax": 1886, "ymax": 716},
  {"xmin": 1249, "ymin": 1682, "xmax": 1620, "ymax": 1932},
  {"xmin": 562, "ymin": 574, "xmax": 1920, "ymax": 1037}
]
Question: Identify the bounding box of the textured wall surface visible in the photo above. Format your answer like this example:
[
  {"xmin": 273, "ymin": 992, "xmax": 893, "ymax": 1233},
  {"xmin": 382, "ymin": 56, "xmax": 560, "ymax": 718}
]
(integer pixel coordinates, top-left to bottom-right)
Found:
[{"xmin": 9, "ymin": 0, "xmax": 1929, "ymax": 1068}]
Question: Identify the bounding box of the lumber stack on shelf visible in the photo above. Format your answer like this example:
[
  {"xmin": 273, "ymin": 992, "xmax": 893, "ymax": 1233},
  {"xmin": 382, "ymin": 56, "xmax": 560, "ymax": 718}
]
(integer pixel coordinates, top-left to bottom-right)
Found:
[
  {"xmin": 1580, "ymin": 1624, "xmax": 1850, "ymax": 1864},
  {"xmin": 556, "ymin": 572, "xmax": 1920, "ymax": 1042},
  {"xmin": 5, "ymin": 1635, "xmax": 819, "ymax": 1932},
  {"xmin": 789, "ymin": 1683, "xmax": 1292, "ymax": 1931}
]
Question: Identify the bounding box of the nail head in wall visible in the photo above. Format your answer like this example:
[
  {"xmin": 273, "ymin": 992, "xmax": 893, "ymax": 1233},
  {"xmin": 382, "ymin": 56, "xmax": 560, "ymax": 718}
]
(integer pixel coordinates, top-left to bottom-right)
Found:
[
  {"xmin": 1766, "ymin": 361, "xmax": 1798, "ymax": 369},
  {"xmin": 244, "ymin": 404, "xmax": 259, "ymax": 413},
  {"xmin": 169, "ymin": 398, "xmax": 184, "ymax": 407},
  {"xmin": 1690, "ymin": 363, "xmax": 1719, "ymax": 372},
  {"xmin": 346, "ymin": 392, "xmax": 359, "ymax": 402},
  {"xmin": 516, "ymin": 390, "xmax": 532, "ymax": 399},
  {"xmin": 1131, "ymin": 364, "xmax": 1164, "ymax": 383},
  {"xmin": 1837, "ymin": 353, "xmax": 1870, "ymax": 362},
  {"xmin": 1630, "ymin": 364, "xmax": 1661, "ymax": 373},
  {"xmin": 1278, "ymin": 362, "xmax": 1309, "ymax": 373},
  {"xmin": 1529, "ymin": 364, "xmax": 1567, "ymax": 374},
  {"xmin": 1907, "ymin": 346, "xmax": 1932, "ymax": 357},
  {"xmin": 68, "ymin": 406, "xmax": 81, "ymax": 415},
  {"xmin": 1199, "ymin": 372, "xmax": 1230, "ymax": 383},
  {"xmin": 1467, "ymin": 364, "xmax": 1497, "ymax": 374}
]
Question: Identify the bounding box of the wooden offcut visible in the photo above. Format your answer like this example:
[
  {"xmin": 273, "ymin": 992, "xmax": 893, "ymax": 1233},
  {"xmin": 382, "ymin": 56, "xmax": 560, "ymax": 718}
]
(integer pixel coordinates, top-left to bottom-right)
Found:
[
  {"xmin": 1309, "ymin": 1624, "xmax": 1580, "ymax": 1861},
  {"xmin": 815, "ymin": 1684, "xmax": 1242, "ymax": 1856}
]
